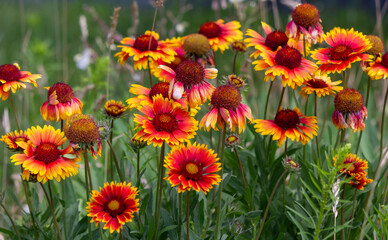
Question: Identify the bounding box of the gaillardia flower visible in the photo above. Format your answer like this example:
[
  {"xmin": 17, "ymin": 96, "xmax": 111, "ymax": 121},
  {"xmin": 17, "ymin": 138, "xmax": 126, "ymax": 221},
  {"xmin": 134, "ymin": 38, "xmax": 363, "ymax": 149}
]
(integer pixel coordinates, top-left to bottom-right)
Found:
[
  {"xmin": 115, "ymin": 31, "xmax": 176, "ymax": 70},
  {"xmin": 225, "ymin": 134, "xmax": 240, "ymax": 148},
  {"xmin": 283, "ymin": 157, "xmax": 301, "ymax": 173},
  {"xmin": 253, "ymin": 45, "xmax": 317, "ymax": 89},
  {"xmin": 232, "ymin": 40, "xmax": 247, "ymax": 53},
  {"xmin": 299, "ymin": 73, "xmax": 343, "ymax": 97},
  {"xmin": 183, "ymin": 33, "xmax": 211, "ymax": 57},
  {"xmin": 286, "ymin": 3, "xmax": 324, "ymax": 44},
  {"xmin": 198, "ymin": 19, "xmax": 243, "ymax": 53},
  {"xmin": 366, "ymin": 52, "xmax": 388, "ymax": 80},
  {"xmin": 10, "ymin": 125, "xmax": 80, "ymax": 183},
  {"xmin": 200, "ymin": 85, "xmax": 253, "ymax": 133},
  {"xmin": 332, "ymin": 88, "xmax": 367, "ymax": 132},
  {"xmin": 0, "ymin": 63, "xmax": 41, "ymax": 101},
  {"xmin": 164, "ymin": 142, "xmax": 221, "ymax": 193},
  {"xmin": 64, "ymin": 114, "xmax": 102, "ymax": 159},
  {"xmin": 311, "ymin": 28, "xmax": 372, "ymax": 74},
  {"xmin": 254, "ymin": 107, "xmax": 318, "ymax": 147},
  {"xmin": 334, "ymin": 153, "xmax": 373, "ymax": 190},
  {"xmin": 365, "ymin": 35, "xmax": 385, "ymax": 56},
  {"xmin": 225, "ymin": 74, "xmax": 246, "ymax": 90},
  {"xmin": 133, "ymin": 95, "xmax": 198, "ymax": 147},
  {"xmin": 1, "ymin": 130, "xmax": 29, "ymax": 152},
  {"xmin": 86, "ymin": 181, "xmax": 139, "ymax": 233},
  {"xmin": 159, "ymin": 60, "xmax": 217, "ymax": 107},
  {"xmin": 104, "ymin": 100, "xmax": 127, "ymax": 118},
  {"xmin": 40, "ymin": 82, "xmax": 83, "ymax": 122}
]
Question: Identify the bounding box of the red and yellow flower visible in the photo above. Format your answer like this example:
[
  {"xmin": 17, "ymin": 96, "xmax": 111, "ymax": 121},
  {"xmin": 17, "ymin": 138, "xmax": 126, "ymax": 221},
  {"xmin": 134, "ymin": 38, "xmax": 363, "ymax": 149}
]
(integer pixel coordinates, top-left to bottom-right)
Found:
[
  {"xmin": 86, "ymin": 181, "xmax": 139, "ymax": 233},
  {"xmin": 0, "ymin": 63, "xmax": 41, "ymax": 101},
  {"xmin": 159, "ymin": 60, "xmax": 217, "ymax": 107},
  {"xmin": 10, "ymin": 125, "xmax": 80, "ymax": 183},
  {"xmin": 104, "ymin": 100, "xmax": 127, "ymax": 118},
  {"xmin": 286, "ymin": 3, "xmax": 324, "ymax": 44},
  {"xmin": 311, "ymin": 28, "xmax": 372, "ymax": 74},
  {"xmin": 366, "ymin": 52, "xmax": 388, "ymax": 80},
  {"xmin": 164, "ymin": 142, "xmax": 221, "ymax": 194},
  {"xmin": 334, "ymin": 153, "xmax": 373, "ymax": 190},
  {"xmin": 253, "ymin": 45, "xmax": 317, "ymax": 89},
  {"xmin": 332, "ymin": 88, "xmax": 367, "ymax": 132},
  {"xmin": 115, "ymin": 31, "xmax": 177, "ymax": 70},
  {"xmin": 198, "ymin": 19, "xmax": 243, "ymax": 53},
  {"xmin": 133, "ymin": 95, "xmax": 198, "ymax": 147},
  {"xmin": 40, "ymin": 82, "xmax": 83, "ymax": 122},
  {"xmin": 1, "ymin": 130, "xmax": 29, "ymax": 152},
  {"xmin": 200, "ymin": 85, "xmax": 253, "ymax": 133},
  {"xmin": 299, "ymin": 73, "xmax": 343, "ymax": 97},
  {"xmin": 254, "ymin": 107, "xmax": 318, "ymax": 147}
]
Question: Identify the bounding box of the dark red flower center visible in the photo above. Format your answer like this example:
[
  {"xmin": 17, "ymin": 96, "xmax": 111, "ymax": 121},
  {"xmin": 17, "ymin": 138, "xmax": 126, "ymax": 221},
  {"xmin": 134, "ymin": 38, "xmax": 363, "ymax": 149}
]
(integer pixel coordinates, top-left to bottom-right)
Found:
[
  {"xmin": 275, "ymin": 46, "xmax": 302, "ymax": 69},
  {"xmin": 0, "ymin": 64, "xmax": 21, "ymax": 82},
  {"xmin": 199, "ymin": 22, "xmax": 222, "ymax": 39},
  {"xmin": 67, "ymin": 118, "xmax": 100, "ymax": 143},
  {"xmin": 149, "ymin": 82, "xmax": 170, "ymax": 99},
  {"xmin": 292, "ymin": 3, "xmax": 320, "ymax": 28},
  {"xmin": 307, "ymin": 79, "xmax": 329, "ymax": 89},
  {"xmin": 330, "ymin": 45, "xmax": 352, "ymax": 61},
  {"xmin": 265, "ymin": 31, "xmax": 289, "ymax": 51},
  {"xmin": 211, "ymin": 85, "xmax": 242, "ymax": 110},
  {"xmin": 48, "ymin": 82, "xmax": 75, "ymax": 103},
  {"xmin": 34, "ymin": 143, "xmax": 60, "ymax": 164},
  {"xmin": 153, "ymin": 113, "xmax": 178, "ymax": 133},
  {"xmin": 334, "ymin": 88, "xmax": 364, "ymax": 113},
  {"xmin": 104, "ymin": 199, "xmax": 125, "ymax": 216},
  {"xmin": 274, "ymin": 109, "xmax": 300, "ymax": 130},
  {"xmin": 133, "ymin": 34, "xmax": 158, "ymax": 52},
  {"xmin": 182, "ymin": 162, "xmax": 203, "ymax": 180},
  {"xmin": 381, "ymin": 52, "xmax": 388, "ymax": 69},
  {"xmin": 175, "ymin": 60, "xmax": 205, "ymax": 87}
]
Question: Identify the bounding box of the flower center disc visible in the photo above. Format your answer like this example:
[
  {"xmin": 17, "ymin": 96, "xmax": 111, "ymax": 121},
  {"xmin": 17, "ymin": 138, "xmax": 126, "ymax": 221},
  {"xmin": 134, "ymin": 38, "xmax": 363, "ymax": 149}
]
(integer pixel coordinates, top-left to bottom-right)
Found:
[
  {"xmin": 68, "ymin": 118, "xmax": 100, "ymax": 143},
  {"xmin": 48, "ymin": 82, "xmax": 75, "ymax": 103},
  {"xmin": 275, "ymin": 46, "xmax": 302, "ymax": 69},
  {"xmin": 34, "ymin": 143, "xmax": 60, "ymax": 164},
  {"xmin": 0, "ymin": 64, "xmax": 21, "ymax": 82},
  {"xmin": 133, "ymin": 34, "xmax": 158, "ymax": 52},
  {"xmin": 211, "ymin": 85, "xmax": 242, "ymax": 110},
  {"xmin": 183, "ymin": 162, "xmax": 202, "ymax": 180},
  {"xmin": 307, "ymin": 79, "xmax": 328, "ymax": 89},
  {"xmin": 199, "ymin": 22, "xmax": 222, "ymax": 39},
  {"xmin": 105, "ymin": 199, "xmax": 125, "ymax": 216},
  {"xmin": 265, "ymin": 31, "xmax": 289, "ymax": 51},
  {"xmin": 228, "ymin": 75, "xmax": 244, "ymax": 88},
  {"xmin": 381, "ymin": 52, "xmax": 388, "ymax": 69},
  {"xmin": 334, "ymin": 88, "xmax": 364, "ymax": 113},
  {"xmin": 274, "ymin": 109, "xmax": 300, "ymax": 130},
  {"xmin": 330, "ymin": 45, "xmax": 352, "ymax": 61},
  {"xmin": 153, "ymin": 113, "xmax": 177, "ymax": 133},
  {"xmin": 175, "ymin": 60, "xmax": 205, "ymax": 87},
  {"xmin": 292, "ymin": 3, "xmax": 320, "ymax": 28},
  {"xmin": 149, "ymin": 82, "xmax": 170, "ymax": 99}
]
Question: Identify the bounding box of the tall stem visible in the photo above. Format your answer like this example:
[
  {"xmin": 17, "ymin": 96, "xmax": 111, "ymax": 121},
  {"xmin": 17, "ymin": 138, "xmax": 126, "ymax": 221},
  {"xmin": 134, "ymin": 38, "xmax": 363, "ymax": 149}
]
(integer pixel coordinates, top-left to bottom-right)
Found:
[
  {"xmin": 60, "ymin": 120, "xmax": 68, "ymax": 240},
  {"xmin": 136, "ymin": 149, "xmax": 140, "ymax": 181},
  {"xmin": 378, "ymin": 84, "xmax": 388, "ymax": 167},
  {"xmin": 0, "ymin": 201, "xmax": 21, "ymax": 240},
  {"xmin": 303, "ymin": 35, "xmax": 307, "ymax": 58},
  {"xmin": 303, "ymin": 95, "xmax": 309, "ymax": 164},
  {"xmin": 263, "ymin": 81, "xmax": 274, "ymax": 120},
  {"xmin": 107, "ymin": 140, "xmax": 124, "ymax": 182},
  {"xmin": 147, "ymin": 57, "xmax": 153, "ymax": 86},
  {"xmin": 232, "ymin": 51, "xmax": 238, "ymax": 74},
  {"xmin": 343, "ymin": 71, "xmax": 346, "ymax": 88},
  {"xmin": 9, "ymin": 93, "xmax": 21, "ymax": 131},
  {"xmin": 214, "ymin": 126, "xmax": 227, "ymax": 240},
  {"xmin": 153, "ymin": 142, "xmax": 165, "ymax": 240},
  {"xmin": 186, "ymin": 191, "xmax": 190, "ymax": 240},
  {"xmin": 178, "ymin": 192, "xmax": 182, "ymax": 240},
  {"xmin": 355, "ymin": 77, "xmax": 371, "ymax": 154},
  {"xmin": 314, "ymin": 93, "xmax": 321, "ymax": 165},
  {"xmin": 21, "ymin": 174, "xmax": 38, "ymax": 239},
  {"xmin": 40, "ymin": 182, "xmax": 63, "ymax": 240},
  {"xmin": 84, "ymin": 151, "xmax": 93, "ymax": 190},
  {"xmin": 340, "ymin": 187, "xmax": 345, "ymax": 240},
  {"xmin": 109, "ymin": 119, "xmax": 114, "ymax": 181},
  {"xmin": 83, "ymin": 152, "xmax": 92, "ymax": 240},
  {"xmin": 277, "ymin": 86, "xmax": 286, "ymax": 112},
  {"xmin": 256, "ymin": 171, "xmax": 287, "ymax": 240},
  {"xmin": 234, "ymin": 148, "xmax": 247, "ymax": 188}
]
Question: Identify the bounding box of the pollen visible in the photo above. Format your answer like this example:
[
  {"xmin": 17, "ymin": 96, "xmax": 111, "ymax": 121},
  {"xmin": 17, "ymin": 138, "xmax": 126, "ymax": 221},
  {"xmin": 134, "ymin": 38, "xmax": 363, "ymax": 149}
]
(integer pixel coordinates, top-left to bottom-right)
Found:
[
  {"xmin": 292, "ymin": 3, "xmax": 320, "ymax": 28},
  {"xmin": 183, "ymin": 33, "xmax": 211, "ymax": 56},
  {"xmin": 330, "ymin": 45, "xmax": 352, "ymax": 61},
  {"xmin": 275, "ymin": 46, "xmax": 302, "ymax": 69},
  {"xmin": 175, "ymin": 60, "xmax": 205, "ymax": 87},
  {"xmin": 34, "ymin": 143, "xmax": 60, "ymax": 164},
  {"xmin": 183, "ymin": 162, "xmax": 202, "ymax": 179},
  {"xmin": 334, "ymin": 88, "xmax": 364, "ymax": 113},
  {"xmin": 66, "ymin": 117, "xmax": 100, "ymax": 143},
  {"xmin": 274, "ymin": 109, "xmax": 300, "ymax": 130},
  {"xmin": 264, "ymin": 31, "xmax": 289, "ymax": 51},
  {"xmin": 185, "ymin": 162, "xmax": 199, "ymax": 175},
  {"xmin": 199, "ymin": 22, "xmax": 222, "ymax": 39},
  {"xmin": 153, "ymin": 113, "xmax": 178, "ymax": 133},
  {"xmin": 48, "ymin": 82, "xmax": 75, "ymax": 103},
  {"xmin": 211, "ymin": 85, "xmax": 242, "ymax": 110},
  {"xmin": 0, "ymin": 64, "xmax": 21, "ymax": 82},
  {"xmin": 149, "ymin": 82, "xmax": 170, "ymax": 99},
  {"xmin": 133, "ymin": 34, "xmax": 158, "ymax": 52},
  {"xmin": 107, "ymin": 200, "xmax": 120, "ymax": 211}
]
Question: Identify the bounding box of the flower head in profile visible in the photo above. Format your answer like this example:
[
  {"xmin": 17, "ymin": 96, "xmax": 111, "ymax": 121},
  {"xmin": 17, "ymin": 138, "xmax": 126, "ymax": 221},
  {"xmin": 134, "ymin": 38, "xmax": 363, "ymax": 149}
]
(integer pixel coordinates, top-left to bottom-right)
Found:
[
  {"xmin": 254, "ymin": 107, "xmax": 318, "ymax": 147},
  {"xmin": 64, "ymin": 114, "xmax": 102, "ymax": 159},
  {"xmin": 366, "ymin": 52, "xmax": 388, "ymax": 80},
  {"xmin": 86, "ymin": 181, "xmax": 139, "ymax": 233},
  {"xmin": 104, "ymin": 100, "xmax": 127, "ymax": 118},
  {"xmin": 1, "ymin": 130, "xmax": 29, "ymax": 152},
  {"xmin": 0, "ymin": 63, "xmax": 41, "ymax": 101},
  {"xmin": 224, "ymin": 74, "xmax": 246, "ymax": 90},
  {"xmin": 232, "ymin": 40, "xmax": 247, "ymax": 53},
  {"xmin": 253, "ymin": 45, "xmax": 317, "ymax": 89},
  {"xmin": 286, "ymin": 3, "xmax": 324, "ymax": 44},
  {"xmin": 299, "ymin": 73, "xmax": 343, "ymax": 98},
  {"xmin": 225, "ymin": 134, "xmax": 241, "ymax": 148},
  {"xmin": 198, "ymin": 19, "xmax": 243, "ymax": 53},
  {"xmin": 311, "ymin": 28, "xmax": 372, "ymax": 74},
  {"xmin": 164, "ymin": 142, "xmax": 221, "ymax": 194},
  {"xmin": 22, "ymin": 169, "xmax": 39, "ymax": 183},
  {"xmin": 40, "ymin": 82, "xmax": 83, "ymax": 122},
  {"xmin": 115, "ymin": 31, "xmax": 176, "ymax": 70},
  {"xmin": 133, "ymin": 95, "xmax": 198, "ymax": 147},
  {"xmin": 333, "ymin": 153, "xmax": 373, "ymax": 190},
  {"xmin": 159, "ymin": 60, "xmax": 217, "ymax": 108},
  {"xmin": 332, "ymin": 88, "xmax": 367, "ymax": 132},
  {"xmin": 200, "ymin": 85, "xmax": 253, "ymax": 133},
  {"xmin": 10, "ymin": 125, "xmax": 80, "ymax": 183}
]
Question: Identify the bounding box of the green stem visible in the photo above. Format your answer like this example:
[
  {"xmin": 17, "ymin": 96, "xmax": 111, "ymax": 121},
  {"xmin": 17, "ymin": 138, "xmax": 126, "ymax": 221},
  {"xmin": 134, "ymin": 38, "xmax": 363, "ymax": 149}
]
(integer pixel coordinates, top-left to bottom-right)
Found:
[
  {"xmin": 107, "ymin": 140, "xmax": 124, "ymax": 182},
  {"xmin": 214, "ymin": 126, "xmax": 227, "ymax": 240},
  {"xmin": 0, "ymin": 201, "xmax": 21, "ymax": 240},
  {"xmin": 341, "ymin": 187, "xmax": 345, "ymax": 240},
  {"xmin": 334, "ymin": 129, "xmax": 341, "ymax": 149},
  {"xmin": 350, "ymin": 188, "xmax": 357, "ymax": 221},
  {"xmin": 147, "ymin": 57, "xmax": 153, "ymax": 86},
  {"xmin": 209, "ymin": 129, "xmax": 213, "ymax": 150},
  {"xmin": 217, "ymin": 127, "xmax": 222, "ymax": 155},
  {"xmin": 232, "ymin": 51, "xmax": 238, "ymax": 74},
  {"xmin": 277, "ymin": 86, "xmax": 286, "ymax": 112},
  {"xmin": 314, "ymin": 93, "xmax": 321, "ymax": 165},
  {"xmin": 303, "ymin": 34, "xmax": 307, "ymax": 58},
  {"xmin": 234, "ymin": 148, "xmax": 247, "ymax": 188},
  {"xmin": 303, "ymin": 95, "xmax": 309, "ymax": 164},
  {"xmin": 9, "ymin": 93, "xmax": 21, "ymax": 131},
  {"xmin": 84, "ymin": 151, "xmax": 93, "ymax": 190},
  {"xmin": 99, "ymin": 223, "xmax": 104, "ymax": 240},
  {"xmin": 186, "ymin": 191, "xmax": 190, "ymax": 240},
  {"xmin": 153, "ymin": 142, "xmax": 165, "ymax": 240},
  {"xmin": 263, "ymin": 81, "xmax": 274, "ymax": 120},
  {"xmin": 343, "ymin": 71, "xmax": 346, "ymax": 88},
  {"xmin": 21, "ymin": 173, "xmax": 38, "ymax": 239},
  {"xmin": 340, "ymin": 128, "xmax": 346, "ymax": 146},
  {"xmin": 60, "ymin": 120, "xmax": 68, "ymax": 240},
  {"xmin": 256, "ymin": 171, "xmax": 287, "ymax": 240},
  {"xmin": 136, "ymin": 149, "xmax": 140, "ymax": 181},
  {"xmin": 178, "ymin": 192, "xmax": 182, "ymax": 240},
  {"xmin": 120, "ymin": 231, "xmax": 124, "ymax": 240},
  {"xmin": 314, "ymin": 194, "xmax": 328, "ymax": 240},
  {"xmin": 83, "ymin": 152, "xmax": 92, "ymax": 240},
  {"xmin": 40, "ymin": 182, "xmax": 63, "ymax": 240},
  {"xmin": 378, "ymin": 84, "xmax": 388, "ymax": 168},
  {"xmin": 109, "ymin": 119, "xmax": 114, "ymax": 181},
  {"xmin": 355, "ymin": 77, "xmax": 371, "ymax": 154},
  {"xmin": 318, "ymin": 98, "xmax": 330, "ymax": 143}
]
